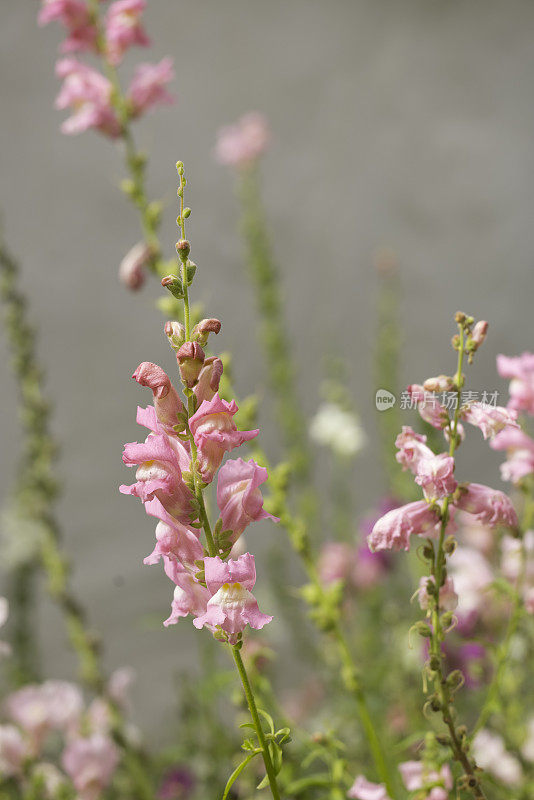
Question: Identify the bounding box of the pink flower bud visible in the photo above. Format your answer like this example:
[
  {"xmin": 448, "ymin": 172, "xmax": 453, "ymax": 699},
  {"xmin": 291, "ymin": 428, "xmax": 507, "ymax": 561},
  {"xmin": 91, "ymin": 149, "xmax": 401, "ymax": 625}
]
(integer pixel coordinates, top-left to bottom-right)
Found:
[
  {"xmin": 423, "ymin": 375, "xmax": 454, "ymax": 392},
  {"xmin": 193, "ymin": 356, "xmax": 224, "ymax": 404},
  {"xmin": 407, "ymin": 384, "xmax": 449, "ymax": 429},
  {"xmin": 176, "ymin": 342, "xmax": 205, "ymax": 388},
  {"xmin": 192, "ymin": 317, "xmax": 222, "ymax": 346},
  {"xmin": 164, "ymin": 321, "xmax": 186, "ymax": 352},
  {"xmin": 118, "ymin": 241, "xmax": 151, "ymax": 290},
  {"xmin": 471, "ymin": 320, "xmax": 488, "ymax": 348},
  {"xmin": 132, "ymin": 362, "xmax": 185, "ymax": 430}
]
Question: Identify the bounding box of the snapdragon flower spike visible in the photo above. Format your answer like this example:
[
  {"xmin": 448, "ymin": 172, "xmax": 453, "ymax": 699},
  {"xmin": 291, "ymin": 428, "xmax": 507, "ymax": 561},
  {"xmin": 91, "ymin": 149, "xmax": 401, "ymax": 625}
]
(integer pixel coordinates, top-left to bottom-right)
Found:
[
  {"xmin": 407, "ymin": 384, "xmax": 449, "ymax": 429},
  {"xmin": 62, "ymin": 734, "xmax": 120, "ymax": 800},
  {"xmin": 55, "ymin": 58, "xmax": 120, "ymax": 137},
  {"xmin": 193, "ymin": 554, "xmax": 272, "ymax": 644},
  {"xmin": 414, "ymin": 453, "xmax": 457, "ymax": 501},
  {"xmin": 490, "ymin": 427, "xmax": 534, "ymax": 483},
  {"xmin": 497, "ymin": 352, "xmax": 534, "ymax": 415},
  {"xmin": 104, "ymin": 0, "xmax": 150, "ymax": 65},
  {"xmin": 132, "ymin": 361, "xmax": 186, "ymax": 432},
  {"xmin": 38, "ymin": 0, "xmax": 97, "ymax": 53},
  {"xmin": 188, "ymin": 394, "xmax": 259, "ymax": 483},
  {"xmin": 347, "ymin": 775, "xmax": 391, "ymax": 800},
  {"xmin": 214, "ymin": 112, "xmax": 270, "ymax": 167},
  {"xmin": 127, "ymin": 58, "xmax": 175, "ymax": 118},
  {"xmin": 399, "ymin": 761, "xmax": 453, "ymax": 800},
  {"xmin": 144, "ymin": 520, "xmax": 203, "ymax": 575},
  {"xmin": 460, "ymin": 401, "xmax": 519, "ymax": 440},
  {"xmin": 216, "ymin": 458, "xmax": 279, "ymax": 543},
  {"xmin": 368, "ymin": 501, "xmax": 441, "ymax": 552},
  {"xmin": 455, "ymin": 483, "xmax": 518, "ymax": 529},
  {"xmin": 120, "ymin": 424, "xmax": 193, "ymax": 525},
  {"xmin": 395, "ymin": 426, "xmax": 434, "ymax": 473}
]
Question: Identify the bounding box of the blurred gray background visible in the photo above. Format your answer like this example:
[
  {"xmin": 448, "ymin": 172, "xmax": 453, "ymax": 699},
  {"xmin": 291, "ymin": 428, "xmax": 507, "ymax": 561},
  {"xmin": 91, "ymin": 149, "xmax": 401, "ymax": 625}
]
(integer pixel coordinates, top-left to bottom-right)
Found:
[{"xmin": 1, "ymin": 0, "xmax": 533, "ymax": 737}]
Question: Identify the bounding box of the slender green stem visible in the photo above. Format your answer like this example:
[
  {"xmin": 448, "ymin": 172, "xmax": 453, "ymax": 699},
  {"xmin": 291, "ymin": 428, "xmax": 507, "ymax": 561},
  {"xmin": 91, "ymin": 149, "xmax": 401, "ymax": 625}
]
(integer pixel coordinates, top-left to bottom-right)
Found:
[
  {"xmin": 231, "ymin": 645, "xmax": 282, "ymax": 800},
  {"xmin": 427, "ymin": 323, "xmax": 487, "ymax": 800}
]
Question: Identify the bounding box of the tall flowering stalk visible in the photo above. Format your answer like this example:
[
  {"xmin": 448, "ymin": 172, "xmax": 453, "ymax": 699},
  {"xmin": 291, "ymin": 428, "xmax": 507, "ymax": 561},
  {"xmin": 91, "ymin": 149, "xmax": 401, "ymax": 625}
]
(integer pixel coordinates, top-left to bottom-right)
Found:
[
  {"xmin": 39, "ymin": 0, "xmax": 176, "ymax": 286},
  {"xmin": 120, "ymin": 164, "xmax": 286, "ymax": 799},
  {"xmin": 216, "ymin": 116, "xmax": 396, "ymax": 795},
  {"xmin": 368, "ymin": 312, "xmax": 520, "ymax": 799}
]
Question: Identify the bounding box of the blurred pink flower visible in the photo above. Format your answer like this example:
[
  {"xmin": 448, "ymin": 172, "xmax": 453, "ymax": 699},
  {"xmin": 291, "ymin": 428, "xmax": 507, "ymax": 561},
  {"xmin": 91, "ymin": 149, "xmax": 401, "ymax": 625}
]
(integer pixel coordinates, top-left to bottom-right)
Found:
[
  {"xmin": 399, "ymin": 761, "xmax": 452, "ymax": 800},
  {"xmin": 395, "ymin": 426, "xmax": 433, "ymax": 473},
  {"xmin": 415, "ymin": 453, "xmax": 457, "ymax": 501},
  {"xmin": 127, "ymin": 58, "xmax": 175, "ymax": 117},
  {"xmin": 461, "ymin": 402, "xmax": 518, "ymax": 440},
  {"xmin": 38, "ymin": 0, "xmax": 97, "ymax": 53},
  {"xmin": 6, "ymin": 681, "xmax": 83, "ymax": 751},
  {"xmin": 104, "ymin": 0, "xmax": 150, "ymax": 65},
  {"xmin": 497, "ymin": 352, "xmax": 534, "ymax": 415},
  {"xmin": 417, "ymin": 575, "xmax": 458, "ymax": 613},
  {"xmin": 119, "ymin": 241, "xmax": 151, "ymax": 291},
  {"xmin": 215, "ymin": 112, "xmax": 270, "ymax": 166},
  {"xmin": 55, "ymin": 58, "xmax": 120, "ymax": 137},
  {"xmin": 0, "ymin": 725, "xmax": 29, "ymax": 777},
  {"xmin": 491, "ymin": 427, "xmax": 534, "ymax": 484},
  {"xmin": 406, "ymin": 384, "xmax": 449, "ymax": 429},
  {"xmin": 348, "ymin": 775, "xmax": 391, "ymax": 800},
  {"xmin": 62, "ymin": 734, "xmax": 119, "ymax": 800},
  {"xmin": 216, "ymin": 458, "xmax": 278, "ymax": 543}
]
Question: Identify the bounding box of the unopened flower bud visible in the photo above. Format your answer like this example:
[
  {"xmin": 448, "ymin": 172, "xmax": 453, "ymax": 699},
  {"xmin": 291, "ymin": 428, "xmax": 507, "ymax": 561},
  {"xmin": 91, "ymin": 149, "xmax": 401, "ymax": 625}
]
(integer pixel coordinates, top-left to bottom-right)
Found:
[
  {"xmin": 119, "ymin": 242, "xmax": 151, "ymax": 291},
  {"xmin": 423, "ymin": 375, "xmax": 454, "ymax": 393},
  {"xmin": 161, "ymin": 274, "xmax": 184, "ymax": 299},
  {"xmin": 175, "ymin": 239, "xmax": 190, "ymax": 261},
  {"xmin": 455, "ymin": 311, "xmax": 467, "ymax": 325},
  {"xmin": 164, "ymin": 321, "xmax": 186, "ymax": 352},
  {"xmin": 192, "ymin": 318, "xmax": 222, "ymax": 346},
  {"xmin": 470, "ymin": 320, "xmax": 489, "ymax": 349},
  {"xmin": 177, "ymin": 342, "xmax": 205, "ymax": 388}
]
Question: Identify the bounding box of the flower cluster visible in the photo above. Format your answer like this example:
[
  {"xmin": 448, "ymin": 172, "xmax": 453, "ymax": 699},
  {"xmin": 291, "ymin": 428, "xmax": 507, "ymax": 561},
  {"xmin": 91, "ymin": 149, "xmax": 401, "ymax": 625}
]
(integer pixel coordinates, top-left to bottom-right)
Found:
[
  {"xmin": 349, "ymin": 760, "xmax": 452, "ymax": 800},
  {"xmin": 0, "ymin": 673, "xmax": 134, "ymax": 799},
  {"xmin": 120, "ymin": 320, "xmax": 278, "ymax": 643},
  {"xmin": 39, "ymin": 0, "xmax": 174, "ymax": 136},
  {"xmin": 490, "ymin": 351, "xmax": 534, "ymax": 484}
]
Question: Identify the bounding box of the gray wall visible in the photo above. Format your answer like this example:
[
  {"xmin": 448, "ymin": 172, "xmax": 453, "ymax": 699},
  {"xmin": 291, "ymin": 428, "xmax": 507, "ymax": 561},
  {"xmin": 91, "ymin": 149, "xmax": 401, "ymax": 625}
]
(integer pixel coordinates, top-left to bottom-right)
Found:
[{"xmin": 1, "ymin": 0, "xmax": 533, "ymax": 736}]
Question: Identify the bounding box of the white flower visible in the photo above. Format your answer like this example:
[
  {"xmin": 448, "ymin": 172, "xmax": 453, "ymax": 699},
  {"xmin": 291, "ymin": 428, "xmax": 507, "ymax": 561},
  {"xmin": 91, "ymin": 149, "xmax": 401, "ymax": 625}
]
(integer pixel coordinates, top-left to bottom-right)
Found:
[
  {"xmin": 309, "ymin": 403, "xmax": 366, "ymax": 458},
  {"xmin": 472, "ymin": 730, "xmax": 523, "ymax": 786}
]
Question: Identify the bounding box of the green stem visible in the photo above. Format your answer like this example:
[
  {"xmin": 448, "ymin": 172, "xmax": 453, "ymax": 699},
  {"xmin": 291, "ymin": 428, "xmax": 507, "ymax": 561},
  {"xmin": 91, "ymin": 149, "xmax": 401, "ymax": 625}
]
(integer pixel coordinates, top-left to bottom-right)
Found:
[
  {"xmin": 231, "ymin": 645, "xmax": 282, "ymax": 800},
  {"xmin": 427, "ymin": 323, "xmax": 487, "ymax": 800}
]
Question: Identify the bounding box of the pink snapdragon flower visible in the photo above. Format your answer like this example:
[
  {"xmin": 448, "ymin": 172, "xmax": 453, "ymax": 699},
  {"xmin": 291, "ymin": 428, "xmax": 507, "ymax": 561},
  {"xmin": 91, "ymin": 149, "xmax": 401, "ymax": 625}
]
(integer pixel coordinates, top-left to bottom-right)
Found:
[
  {"xmin": 62, "ymin": 734, "xmax": 120, "ymax": 800},
  {"xmin": 132, "ymin": 362, "xmax": 185, "ymax": 432},
  {"xmin": 164, "ymin": 570, "xmax": 211, "ymax": 627},
  {"xmin": 347, "ymin": 775, "xmax": 391, "ymax": 800},
  {"xmin": 472, "ymin": 730, "xmax": 523, "ymax": 786},
  {"xmin": 104, "ymin": 0, "xmax": 150, "ymax": 65},
  {"xmin": 193, "ymin": 554, "xmax": 272, "ymax": 643},
  {"xmin": 38, "ymin": 0, "xmax": 97, "ymax": 53},
  {"xmin": 216, "ymin": 458, "xmax": 279, "ymax": 542},
  {"xmin": 497, "ymin": 352, "xmax": 534, "ymax": 415},
  {"xmin": 460, "ymin": 402, "xmax": 519, "ymax": 440},
  {"xmin": 455, "ymin": 483, "xmax": 518, "ymax": 529},
  {"xmin": 448, "ymin": 546, "xmax": 494, "ymax": 619},
  {"xmin": 55, "ymin": 58, "xmax": 120, "ymax": 137},
  {"xmin": 0, "ymin": 725, "xmax": 29, "ymax": 777},
  {"xmin": 490, "ymin": 427, "xmax": 534, "ymax": 483},
  {"xmin": 406, "ymin": 385, "xmax": 449, "ymax": 429},
  {"xmin": 417, "ymin": 575, "xmax": 458, "ymax": 613},
  {"xmin": 395, "ymin": 426, "xmax": 434, "ymax": 473},
  {"xmin": 119, "ymin": 242, "xmax": 151, "ymax": 291},
  {"xmin": 368, "ymin": 501, "xmax": 440, "ymax": 552},
  {"xmin": 127, "ymin": 58, "xmax": 175, "ymax": 117},
  {"xmin": 215, "ymin": 112, "xmax": 270, "ymax": 167},
  {"xmin": 6, "ymin": 681, "xmax": 83, "ymax": 751},
  {"xmin": 414, "ymin": 453, "xmax": 457, "ymax": 501},
  {"xmin": 399, "ymin": 761, "xmax": 452, "ymax": 800},
  {"xmin": 318, "ymin": 542, "xmax": 354, "ymax": 585},
  {"xmin": 120, "ymin": 425, "xmax": 193, "ymax": 525},
  {"xmin": 144, "ymin": 520, "xmax": 203, "ymax": 575},
  {"xmin": 188, "ymin": 394, "xmax": 259, "ymax": 483}
]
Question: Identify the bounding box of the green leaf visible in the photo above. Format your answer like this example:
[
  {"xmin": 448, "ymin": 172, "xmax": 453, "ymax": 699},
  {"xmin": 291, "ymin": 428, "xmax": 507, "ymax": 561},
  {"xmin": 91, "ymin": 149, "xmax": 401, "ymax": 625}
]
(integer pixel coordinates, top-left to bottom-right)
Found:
[
  {"xmin": 285, "ymin": 773, "xmax": 333, "ymax": 795},
  {"xmin": 221, "ymin": 751, "xmax": 259, "ymax": 800},
  {"xmin": 257, "ymin": 708, "xmax": 275, "ymax": 734}
]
